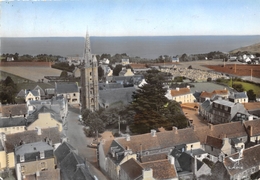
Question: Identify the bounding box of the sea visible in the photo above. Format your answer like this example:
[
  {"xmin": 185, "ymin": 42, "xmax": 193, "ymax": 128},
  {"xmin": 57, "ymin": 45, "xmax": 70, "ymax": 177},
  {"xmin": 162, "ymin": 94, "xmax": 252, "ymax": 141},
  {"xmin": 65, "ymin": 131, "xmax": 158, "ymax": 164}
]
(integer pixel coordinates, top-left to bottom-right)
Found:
[{"xmin": 1, "ymin": 36, "xmax": 260, "ymax": 59}]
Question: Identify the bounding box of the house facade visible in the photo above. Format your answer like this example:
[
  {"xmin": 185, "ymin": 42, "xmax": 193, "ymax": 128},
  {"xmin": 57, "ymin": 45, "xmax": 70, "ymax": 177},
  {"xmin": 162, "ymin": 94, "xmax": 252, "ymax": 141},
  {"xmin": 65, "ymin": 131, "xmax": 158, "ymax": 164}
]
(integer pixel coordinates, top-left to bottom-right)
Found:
[
  {"xmin": 55, "ymin": 82, "xmax": 80, "ymax": 105},
  {"xmin": 211, "ymin": 99, "xmax": 248, "ymax": 124},
  {"xmin": 15, "ymin": 141, "xmax": 56, "ymax": 180},
  {"xmin": 166, "ymin": 87, "xmax": 196, "ymax": 103},
  {"xmin": 229, "ymin": 91, "xmax": 248, "ymax": 103}
]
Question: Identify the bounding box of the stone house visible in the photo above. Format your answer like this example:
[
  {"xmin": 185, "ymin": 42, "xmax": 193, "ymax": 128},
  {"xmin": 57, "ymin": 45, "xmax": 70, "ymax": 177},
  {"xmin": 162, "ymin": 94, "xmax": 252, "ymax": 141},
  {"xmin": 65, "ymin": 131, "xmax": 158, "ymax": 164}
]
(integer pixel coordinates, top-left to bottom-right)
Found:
[
  {"xmin": 203, "ymin": 136, "xmax": 232, "ymax": 162},
  {"xmin": 26, "ymin": 106, "xmax": 63, "ymax": 132},
  {"xmin": 243, "ymin": 119, "xmax": 260, "ymax": 145},
  {"xmin": 199, "ymin": 88, "xmax": 229, "ymax": 103},
  {"xmin": 0, "ymin": 104, "xmax": 27, "ymax": 118},
  {"xmin": 0, "ymin": 127, "xmax": 61, "ymax": 171},
  {"xmin": 0, "ymin": 117, "xmax": 27, "ymax": 135},
  {"xmin": 166, "ymin": 86, "xmax": 196, "ymax": 103},
  {"xmin": 99, "ymin": 128, "xmax": 201, "ymax": 180},
  {"xmin": 199, "ymin": 99, "xmax": 213, "ymax": 122},
  {"xmin": 119, "ymin": 68, "xmax": 135, "ymax": 76},
  {"xmin": 229, "ymin": 91, "xmax": 248, "ymax": 103},
  {"xmin": 55, "ymin": 82, "xmax": 79, "ymax": 105},
  {"xmin": 14, "ymin": 141, "xmax": 59, "ymax": 180},
  {"xmin": 25, "ymin": 89, "xmax": 41, "ymax": 102},
  {"xmin": 211, "ymin": 99, "xmax": 248, "ymax": 124},
  {"xmin": 211, "ymin": 144, "xmax": 260, "ymax": 180},
  {"xmin": 54, "ymin": 141, "xmax": 94, "ymax": 180}
]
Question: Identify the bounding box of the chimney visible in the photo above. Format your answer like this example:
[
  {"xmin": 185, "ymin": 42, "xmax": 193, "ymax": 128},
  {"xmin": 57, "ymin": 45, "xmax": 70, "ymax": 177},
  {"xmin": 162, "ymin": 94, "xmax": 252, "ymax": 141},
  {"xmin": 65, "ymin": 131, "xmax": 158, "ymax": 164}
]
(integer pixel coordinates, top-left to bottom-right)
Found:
[
  {"xmin": 176, "ymin": 87, "xmax": 180, "ymax": 91},
  {"xmin": 192, "ymin": 125, "xmax": 196, "ymax": 131},
  {"xmin": 142, "ymin": 168, "xmax": 153, "ymax": 179},
  {"xmin": 126, "ymin": 134, "xmax": 130, "ymax": 141},
  {"xmin": 36, "ymin": 127, "xmax": 42, "ymax": 135},
  {"xmin": 151, "ymin": 129, "xmax": 156, "ymax": 137},
  {"xmin": 208, "ymin": 123, "xmax": 213, "ymax": 131},
  {"xmin": 248, "ymin": 126, "xmax": 253, "ymax": 136},
  {"xmin": 172, "ymin": 126, "xmax": 178, "ymax": 134},
  {"xmin": 168, "ymin": 155, "xmax": 175, "ymax": 165}
]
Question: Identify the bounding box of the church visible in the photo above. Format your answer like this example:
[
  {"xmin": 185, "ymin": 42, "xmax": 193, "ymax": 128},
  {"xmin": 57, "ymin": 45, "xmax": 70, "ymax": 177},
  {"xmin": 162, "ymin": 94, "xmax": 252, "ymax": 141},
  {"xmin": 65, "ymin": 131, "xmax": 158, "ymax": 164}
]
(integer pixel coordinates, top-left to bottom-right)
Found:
[{"xmin": 80, "ymin": 32, "xmax": 99, "ymax": 111}]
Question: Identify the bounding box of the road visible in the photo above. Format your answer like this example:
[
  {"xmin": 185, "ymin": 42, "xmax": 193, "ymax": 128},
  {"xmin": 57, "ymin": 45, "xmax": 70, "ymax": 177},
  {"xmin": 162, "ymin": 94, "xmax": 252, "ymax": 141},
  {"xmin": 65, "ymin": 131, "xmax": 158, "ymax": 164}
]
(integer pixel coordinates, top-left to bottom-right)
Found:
[{"xmin": 64, "ymin": 106, "xmax": 108, "ymax": 180}]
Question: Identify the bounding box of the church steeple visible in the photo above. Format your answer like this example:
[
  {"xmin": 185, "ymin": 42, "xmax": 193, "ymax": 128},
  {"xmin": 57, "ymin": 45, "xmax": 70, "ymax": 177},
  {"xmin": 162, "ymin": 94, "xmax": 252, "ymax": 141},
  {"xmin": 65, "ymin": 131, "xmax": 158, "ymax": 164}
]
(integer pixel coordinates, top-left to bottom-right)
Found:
[
  {"xmin": 80, "ymin": 31, "xmax": 99, "ymax": 112},
  {"xmin": 84, "ymin": 31, "xmax": 92, "ymax": 67}
]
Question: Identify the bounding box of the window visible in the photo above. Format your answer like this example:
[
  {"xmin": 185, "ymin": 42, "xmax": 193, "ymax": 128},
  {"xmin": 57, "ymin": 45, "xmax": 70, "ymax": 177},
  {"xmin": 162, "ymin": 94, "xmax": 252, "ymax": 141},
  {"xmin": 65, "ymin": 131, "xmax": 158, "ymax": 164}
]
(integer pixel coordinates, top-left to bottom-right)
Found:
[
  {"xmin": 211, "ymin": 146, "xmax": 214, "ymax": 151},
  {"xmin": 21, "ymin": 165, "xmax": 25, "ymax": 172},
  {"xmin": 40, "ymin": 151, "xmax": 44, "ymax": 159},
  {"xmin": 41, "ymin": 162, "xmax": 46, "ymax": 170},
  {"xmin": 20, "ymin": 155, "xmax": 25, "ymax": 162},
  {"xmin": 251, "ymin": 167, "xmax": 256, "ymax": 173},
  {"xmin": 73, "ymin": 93, "xmax": 76, "ymax": 96}
]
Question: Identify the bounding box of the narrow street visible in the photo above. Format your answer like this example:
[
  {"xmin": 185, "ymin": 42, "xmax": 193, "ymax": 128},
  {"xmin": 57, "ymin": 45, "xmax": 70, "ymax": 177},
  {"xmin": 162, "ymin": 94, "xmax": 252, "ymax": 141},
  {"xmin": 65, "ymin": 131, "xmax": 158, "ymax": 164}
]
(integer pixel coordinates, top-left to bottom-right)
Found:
[{"xmin": 64, "ymin": 106, "xmax": 108, "ymax": 180}]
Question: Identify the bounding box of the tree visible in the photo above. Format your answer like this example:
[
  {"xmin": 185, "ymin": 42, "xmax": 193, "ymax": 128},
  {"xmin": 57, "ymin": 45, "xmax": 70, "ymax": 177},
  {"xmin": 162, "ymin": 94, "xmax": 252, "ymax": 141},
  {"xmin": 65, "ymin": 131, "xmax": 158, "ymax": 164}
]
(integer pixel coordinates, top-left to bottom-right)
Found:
[
  {"xmin": 60, "ymin": 71, "xmax": 68, "ymax": 78},
  {"xmin": 0, "ymin": 76, "xmax": 17, "ymax": 104},
  {"xmin": 82, "ymin": 109, "xmax": 105, "ymax": 138},
  {"xmin": 98, "ymin": 66, "xmax": 104, "ymax": 80},
  {"xmin": 130, "ymin": 69, "xmax": 173, "ymax": 134},
  {"xmin": 232, "ymin": 84, "xmax": 244, "ymax": 92},
  {"xmin": 180, "ymin": 54, "xmax": 189, "ymax": 61},
  {"xmin": 113, "ymin": 64, "xmax": 122, "ymax": 76},
  {"xmin": 247, "ymin": 89, "xmax": 256, "ymax": 101}
]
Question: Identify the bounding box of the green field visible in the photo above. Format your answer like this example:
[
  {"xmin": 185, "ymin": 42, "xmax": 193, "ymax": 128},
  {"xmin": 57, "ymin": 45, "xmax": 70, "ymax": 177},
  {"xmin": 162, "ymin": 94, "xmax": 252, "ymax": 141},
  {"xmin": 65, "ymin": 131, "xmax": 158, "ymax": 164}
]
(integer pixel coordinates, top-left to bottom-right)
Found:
[
  {"xmin": 224, "ymin": 79, "xmax": 260, "ymax": 97},
  {"xmin": 1, "ymin": 70, "xmax": 54, "ymax": 92}
]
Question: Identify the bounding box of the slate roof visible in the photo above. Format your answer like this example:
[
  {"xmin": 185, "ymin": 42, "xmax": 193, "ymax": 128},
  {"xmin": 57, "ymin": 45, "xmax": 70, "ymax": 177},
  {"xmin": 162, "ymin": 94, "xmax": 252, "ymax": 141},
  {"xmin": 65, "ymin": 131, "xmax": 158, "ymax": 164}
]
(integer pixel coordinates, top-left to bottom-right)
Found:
[
  {"xmin": 243, "ymin": 119, "xmax": 260, "ymax": 136},
  {"xmin": 171, "ymin": 87, "xmax": 192, "ymax": 97},
  {"xmin": 200, "ymin": 100, "xmax": 212, "ymax": 112},
  {"xmin": 213, "ymin": 99, "xmax": 235, "ymax": 107},
  {"xmin": 28, "ymin": 89, "xmax": 40, "ymax": 97},
  {"xmin": 33, "ymin": 85, "xmax": 45, "ymax": 96},
  {"xmin": 27, "ymin": 105, "xmax": 62, "ymax": 123},
  {"xmin": 15, "ymin": 141, "xmax": 54, "ymax": 163},
  {"xmin": 244, "ymin": 102, "xmax": 260, "ymax": 111},
  {"xmin": 1, "ymin": 104, "xmax": 27, "ymax": 117},
  {"xmin": 54, "ymin": 141, "xmax": 77, "ymax": 164},
  {"xmin": 60, "ymin": 151, "xmax": 93, "ymax": 180},
  {"xmin": 224, "ymin": 144, "xmax": 260, "ymax": 176},
  {"xmin": 177, "ymin": 152, "xmax": 204, "ymax": 172},
  {"xmin": 71, "ymin": 166, "xmax": 94, "ymax": 180},
  {"xmin": 120, "ymin": 158, "xmax": 143, "ymax": 180},
  {"xmin": 140, "ymin": 152, "xmax": 168, "ymax": 163},
  {"xmin": 0, "ymin": 117, "xmax": 27, "ymax": 127},
  {"xmin": 114, "ymin": 128, "xmax": 199, "ymax": 154},
  {"xmin": 99, "ymin": 83, "xmax": 123, "ymax": 90},
  {"xmin": 141, "ymin": 159, "xmax": 177, "ymax": 179},
  {"xmin": 106, "ymin": 75, "xmax": 144, "ymax": 85},
  {"xmin": 99, "ymin": 87, "xmax": 135, "ymax": 107},
  {"xmin": 25, "ymin": 169, "xmax": 60, "ymax": 180},
  {"xmin": 5, "ymin": 127, "xmax": 61, "ymax": 153},
  {"xmin": 55, "ymin": 82, "xmax": 79, "ymax": 94},
  {"xmin": 194, "ymin": 122, "xmax": 247, "ymax": 144},
  {"xmin": 16, "ymin": 89, "xmax": 25, "ymax": 98},
  {"xmin": 205, "ymin": 135, "xmax": 223, "ymax": 149},
  {"xmin": 229, "ymin": 91, "xmax": 248, "ymax": 99},
  {"xmin": 45, "ymin": 88, "xmax": 55, "ymax": 95}
]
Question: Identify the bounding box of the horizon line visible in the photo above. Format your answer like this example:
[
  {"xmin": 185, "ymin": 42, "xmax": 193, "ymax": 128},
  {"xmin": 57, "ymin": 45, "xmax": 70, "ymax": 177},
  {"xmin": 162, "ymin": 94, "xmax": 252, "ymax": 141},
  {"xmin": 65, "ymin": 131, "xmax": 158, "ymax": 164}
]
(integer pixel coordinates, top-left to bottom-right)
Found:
[{"xmin": 2, "ymin": 34, "xmax": 260, "ymax": 38}]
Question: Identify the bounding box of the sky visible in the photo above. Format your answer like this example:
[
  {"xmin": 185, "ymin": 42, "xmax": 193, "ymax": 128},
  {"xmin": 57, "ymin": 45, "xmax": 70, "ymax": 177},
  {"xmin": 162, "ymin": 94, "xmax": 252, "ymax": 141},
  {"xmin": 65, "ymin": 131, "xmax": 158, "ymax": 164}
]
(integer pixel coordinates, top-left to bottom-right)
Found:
[{"xmin": 1, "ymin": 0, "xmax": 260, "ymax": 37}]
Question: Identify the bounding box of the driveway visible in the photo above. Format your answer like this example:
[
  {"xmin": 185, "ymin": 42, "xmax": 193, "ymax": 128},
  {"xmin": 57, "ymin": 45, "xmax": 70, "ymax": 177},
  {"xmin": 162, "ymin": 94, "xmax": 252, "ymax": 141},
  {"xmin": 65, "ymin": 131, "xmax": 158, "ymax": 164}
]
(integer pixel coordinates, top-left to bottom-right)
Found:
[{"xmin": 65, "ymin": 106, "xmax": 108, "ymax": 180}]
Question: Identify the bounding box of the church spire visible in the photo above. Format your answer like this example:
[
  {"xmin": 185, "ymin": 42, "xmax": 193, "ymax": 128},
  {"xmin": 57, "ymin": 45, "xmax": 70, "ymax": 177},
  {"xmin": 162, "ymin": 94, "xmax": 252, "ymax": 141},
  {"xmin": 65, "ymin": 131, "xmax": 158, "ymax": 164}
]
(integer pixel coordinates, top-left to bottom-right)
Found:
[{"xmin": 84, "ymin": 31, "xmax": 92, "ymax": 67}]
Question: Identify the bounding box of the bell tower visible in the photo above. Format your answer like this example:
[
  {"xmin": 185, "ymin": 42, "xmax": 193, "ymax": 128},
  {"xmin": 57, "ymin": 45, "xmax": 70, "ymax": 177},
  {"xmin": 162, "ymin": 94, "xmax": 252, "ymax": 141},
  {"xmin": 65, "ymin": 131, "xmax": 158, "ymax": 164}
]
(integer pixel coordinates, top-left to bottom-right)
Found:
[{"xmin": 80, "ymin": 32, "xmax": 99, "ymax": 111}]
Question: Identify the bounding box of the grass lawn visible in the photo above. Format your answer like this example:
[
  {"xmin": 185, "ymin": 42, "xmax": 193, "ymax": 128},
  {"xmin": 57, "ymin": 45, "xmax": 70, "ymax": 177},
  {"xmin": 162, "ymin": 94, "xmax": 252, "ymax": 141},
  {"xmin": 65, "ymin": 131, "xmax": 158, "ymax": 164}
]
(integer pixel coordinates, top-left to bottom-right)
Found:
[{"xmin": 225, "ymin": 80, "xmax": 260, "ymax": 97}]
